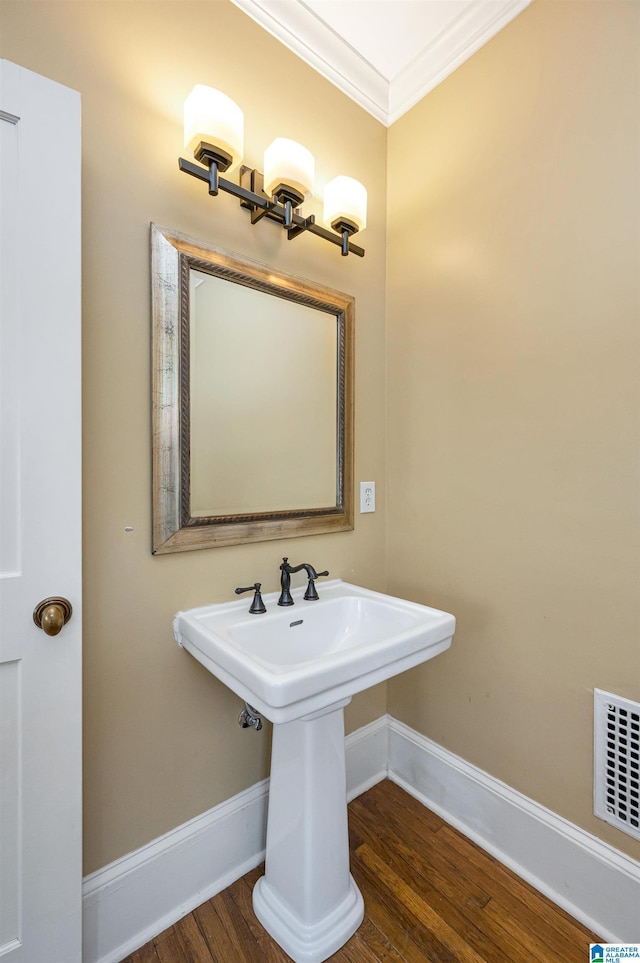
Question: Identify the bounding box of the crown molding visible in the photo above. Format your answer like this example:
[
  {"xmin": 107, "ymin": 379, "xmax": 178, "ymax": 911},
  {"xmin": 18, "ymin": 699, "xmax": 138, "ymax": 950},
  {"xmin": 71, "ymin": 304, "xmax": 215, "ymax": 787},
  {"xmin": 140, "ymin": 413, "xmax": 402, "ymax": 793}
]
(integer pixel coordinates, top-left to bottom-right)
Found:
[
  {"xmin": 231, "ymin": 0, "xmax": 389, "ymax": 125},
  {"xmin": 231, "ymin": 0, "xmax": 531, "ymax": 127},
  {"xmin": 389, "ymin": 0, "xmax": 531, "ymax": 124}
]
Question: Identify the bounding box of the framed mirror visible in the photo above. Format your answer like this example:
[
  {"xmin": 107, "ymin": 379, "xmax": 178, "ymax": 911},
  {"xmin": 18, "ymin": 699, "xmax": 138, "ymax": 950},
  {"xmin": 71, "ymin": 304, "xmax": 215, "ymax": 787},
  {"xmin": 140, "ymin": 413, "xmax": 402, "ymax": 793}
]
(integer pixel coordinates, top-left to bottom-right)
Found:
[{"xmin": 151, "ymin": 224, "xmax": 354, "ymax": 553}]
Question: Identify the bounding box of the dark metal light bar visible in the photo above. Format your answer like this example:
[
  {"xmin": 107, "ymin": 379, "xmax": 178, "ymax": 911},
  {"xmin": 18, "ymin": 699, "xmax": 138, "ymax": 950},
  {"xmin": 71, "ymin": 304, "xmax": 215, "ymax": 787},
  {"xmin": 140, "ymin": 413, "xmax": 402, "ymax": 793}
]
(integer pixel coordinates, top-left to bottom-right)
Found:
[{"xmin": 178, "ymin": 157, "xmax": 365, "ymax": 258}]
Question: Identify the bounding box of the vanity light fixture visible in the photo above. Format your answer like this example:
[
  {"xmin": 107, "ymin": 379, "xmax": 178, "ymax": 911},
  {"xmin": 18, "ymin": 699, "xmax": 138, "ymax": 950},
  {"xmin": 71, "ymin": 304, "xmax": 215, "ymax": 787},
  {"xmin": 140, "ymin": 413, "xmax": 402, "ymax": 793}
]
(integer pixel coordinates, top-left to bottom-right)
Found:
[
  {"xmin": 178, "ymin": 85, "xmax": 366, "ymax": 257},
  {"xmin": 324, "ymin": 175, "xmax": 368, "ymax": 257},
  {"xmin": 263, "ymin": 137, "xmax": 315, "ymax": 231}
]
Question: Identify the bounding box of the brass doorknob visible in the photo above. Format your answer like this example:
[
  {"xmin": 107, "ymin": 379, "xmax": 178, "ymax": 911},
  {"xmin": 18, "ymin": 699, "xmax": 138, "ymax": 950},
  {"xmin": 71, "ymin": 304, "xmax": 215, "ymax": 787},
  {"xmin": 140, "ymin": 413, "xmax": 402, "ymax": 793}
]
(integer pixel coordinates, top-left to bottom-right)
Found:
[{"xmin": 33, "ymin": 597, "xmax": 73, "ymax": 636}]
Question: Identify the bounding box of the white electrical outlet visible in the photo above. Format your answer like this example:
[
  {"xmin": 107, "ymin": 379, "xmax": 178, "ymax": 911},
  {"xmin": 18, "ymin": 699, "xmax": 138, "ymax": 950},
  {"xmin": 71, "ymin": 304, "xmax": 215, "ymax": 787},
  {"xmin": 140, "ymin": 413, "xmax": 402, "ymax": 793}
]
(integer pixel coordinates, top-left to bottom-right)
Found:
[{"xmin": 360, "ymin": 481, "xmax": 375, "ymax": 513}]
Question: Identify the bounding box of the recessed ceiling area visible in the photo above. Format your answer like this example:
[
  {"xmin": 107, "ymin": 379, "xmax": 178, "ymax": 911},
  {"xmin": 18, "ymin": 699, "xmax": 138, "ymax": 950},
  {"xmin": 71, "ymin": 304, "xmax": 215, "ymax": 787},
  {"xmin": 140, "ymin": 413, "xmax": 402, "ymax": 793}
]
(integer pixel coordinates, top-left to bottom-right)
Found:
[{"xmin": 231, "ymin": 0, "xmax": 532, "ymax": 126}]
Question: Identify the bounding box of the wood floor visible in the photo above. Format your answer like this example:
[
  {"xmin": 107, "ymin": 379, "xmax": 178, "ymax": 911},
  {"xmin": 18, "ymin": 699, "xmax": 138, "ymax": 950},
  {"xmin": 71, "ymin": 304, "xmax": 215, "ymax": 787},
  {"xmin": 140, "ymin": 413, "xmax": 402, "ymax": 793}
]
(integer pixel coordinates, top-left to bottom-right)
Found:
[{"xmin": 122, "ymin": 779, "xmax": 600, "ymax": 963}]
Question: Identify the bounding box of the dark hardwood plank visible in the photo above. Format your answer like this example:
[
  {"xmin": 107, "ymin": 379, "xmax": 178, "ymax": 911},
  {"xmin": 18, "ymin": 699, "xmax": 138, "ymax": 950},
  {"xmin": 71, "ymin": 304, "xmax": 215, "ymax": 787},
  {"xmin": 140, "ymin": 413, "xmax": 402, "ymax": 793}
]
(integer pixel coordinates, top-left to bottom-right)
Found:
[
  {"xmin": 121, "ymin": 943, "xmax": 161, "ymax": 963},
  {"xmin": 173, "ymin": 915, "xmax": 214, "ymax": 963},
  {"xmin": 333, "ymin": 934, "xmax": 380, "ymax": 963},
  {"xmin": 193, "ymin": 892, "xmax": 254, "ymax": 963},
  {"xmin": 348, "ymin": 915, "xmax": 410, "ymax": 962},
  {"xmin": 482, "ymin": 896, "xmax": 594, "ymax": 963},
  {"xmin": 354, "ymin": 783, "xmax": 599, "ymax": 961},
  {"xmin": 361, "ymin": 778, "xmax": 446, "ymax": 836},
  {"xmin": 242, "ymin": 864, "xmax": 264, "ymax": 889},
  {"xmin": 349, "ymin": 794, "xmax": 494, "ymax": 911},
  {"xmin": 349, "ymin": 802, "xmax": 514, "ymax": 962},
  {"xmin": 356, "ymin": 842, "xmax": 487, "ymax": 962},
  {"xmin": 124, "ymin": 779, "xmax": 602, "ymax": 963},
  {"xmin": 351, "ymin": 851, "xmax": 448, "ymax": 962},
  {"xmin": 227, "ymin": 876, "xmax": 291, "ymax": 963},
  {"xmin": 153, "ymin": 925, "xmax": 194, "ymax": 963},
  {"xmin": 191, "ymin": 900, "xmax": 235, "ymax": 963}
]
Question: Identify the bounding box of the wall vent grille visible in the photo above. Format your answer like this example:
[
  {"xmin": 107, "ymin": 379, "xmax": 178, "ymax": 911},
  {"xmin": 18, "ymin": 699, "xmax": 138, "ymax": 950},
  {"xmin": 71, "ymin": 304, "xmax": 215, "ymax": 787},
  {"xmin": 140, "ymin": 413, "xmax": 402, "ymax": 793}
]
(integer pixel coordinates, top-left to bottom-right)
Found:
[{"xmin": 594, "ymin": 688, "xmax": 640, "ymax": 841}]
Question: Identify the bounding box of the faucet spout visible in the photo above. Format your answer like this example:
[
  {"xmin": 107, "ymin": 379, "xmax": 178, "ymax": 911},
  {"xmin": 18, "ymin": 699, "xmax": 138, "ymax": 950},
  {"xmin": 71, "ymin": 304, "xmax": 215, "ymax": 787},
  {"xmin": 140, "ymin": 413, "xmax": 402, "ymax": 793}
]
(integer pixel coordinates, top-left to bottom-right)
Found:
[{"xmin": 278, "ymin": 558, "xmax": 329, "ymax": 606}]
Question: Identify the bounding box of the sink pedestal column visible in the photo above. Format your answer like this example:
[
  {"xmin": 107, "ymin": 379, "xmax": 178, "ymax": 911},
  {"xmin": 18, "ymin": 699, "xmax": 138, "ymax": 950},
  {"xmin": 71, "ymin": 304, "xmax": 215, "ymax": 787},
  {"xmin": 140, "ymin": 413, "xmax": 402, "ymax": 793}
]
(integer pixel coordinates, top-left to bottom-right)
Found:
[{"xmin": 252, "ymin": 698, "xmax": 364, "ymax": 963}]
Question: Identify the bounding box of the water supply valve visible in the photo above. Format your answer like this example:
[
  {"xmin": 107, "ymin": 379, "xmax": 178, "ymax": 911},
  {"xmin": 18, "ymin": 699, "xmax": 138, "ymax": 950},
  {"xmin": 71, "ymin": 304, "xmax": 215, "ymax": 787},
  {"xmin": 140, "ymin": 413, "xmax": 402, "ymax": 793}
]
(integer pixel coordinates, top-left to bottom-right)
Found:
[{"xmin": 238, "ymin": 702, "xmax": 263, "ymax": 731}]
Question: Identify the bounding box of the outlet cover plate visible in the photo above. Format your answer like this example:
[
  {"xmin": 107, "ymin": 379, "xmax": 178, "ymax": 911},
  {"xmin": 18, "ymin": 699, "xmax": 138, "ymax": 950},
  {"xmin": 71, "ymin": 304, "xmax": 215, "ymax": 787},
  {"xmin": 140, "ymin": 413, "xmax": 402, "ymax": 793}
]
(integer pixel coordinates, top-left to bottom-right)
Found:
[{"xmin": 360, "ymin": 482, "xmax": 375, "ymax": 513}]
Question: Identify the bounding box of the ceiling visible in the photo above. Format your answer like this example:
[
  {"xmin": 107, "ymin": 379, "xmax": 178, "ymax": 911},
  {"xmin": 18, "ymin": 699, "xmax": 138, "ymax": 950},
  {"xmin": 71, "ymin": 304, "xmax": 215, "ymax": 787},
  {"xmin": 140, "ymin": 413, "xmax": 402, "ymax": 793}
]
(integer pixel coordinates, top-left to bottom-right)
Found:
[{"xmin": 231, "ymin": 0, "xmax": 531, "ymax": 126}]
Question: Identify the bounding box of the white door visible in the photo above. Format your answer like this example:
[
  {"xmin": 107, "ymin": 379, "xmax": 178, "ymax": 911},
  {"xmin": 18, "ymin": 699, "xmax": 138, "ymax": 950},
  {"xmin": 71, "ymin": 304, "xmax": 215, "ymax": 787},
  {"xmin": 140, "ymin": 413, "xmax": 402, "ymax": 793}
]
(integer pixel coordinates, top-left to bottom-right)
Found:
[{"xmin": 0, "ymin": 61, "xmax": 82, "ymax": 962}]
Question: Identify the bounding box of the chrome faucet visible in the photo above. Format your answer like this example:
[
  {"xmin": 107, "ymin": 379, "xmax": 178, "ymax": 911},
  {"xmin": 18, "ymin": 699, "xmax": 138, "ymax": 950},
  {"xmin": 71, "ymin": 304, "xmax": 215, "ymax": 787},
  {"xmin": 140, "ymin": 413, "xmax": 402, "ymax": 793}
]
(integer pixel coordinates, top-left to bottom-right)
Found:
[{"xmin": 278, "ymin": 557, "xmax": 329, "ymax": 606}]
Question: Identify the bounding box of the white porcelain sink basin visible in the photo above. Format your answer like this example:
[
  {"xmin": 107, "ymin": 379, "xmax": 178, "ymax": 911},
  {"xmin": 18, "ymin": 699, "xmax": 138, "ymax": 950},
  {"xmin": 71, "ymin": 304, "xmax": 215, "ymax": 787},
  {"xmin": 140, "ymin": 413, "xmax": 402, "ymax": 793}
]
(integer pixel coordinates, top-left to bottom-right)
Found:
[{"xmin": 174, "ymin": 579, "xmax": 455, "ymax": 723}]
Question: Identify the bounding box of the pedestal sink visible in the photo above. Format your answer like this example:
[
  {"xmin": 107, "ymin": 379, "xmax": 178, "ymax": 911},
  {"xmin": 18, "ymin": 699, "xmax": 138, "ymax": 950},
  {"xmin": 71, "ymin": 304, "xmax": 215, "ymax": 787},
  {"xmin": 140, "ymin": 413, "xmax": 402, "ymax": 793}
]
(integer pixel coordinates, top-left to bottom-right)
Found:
[{"xmin": 174, "ymin": 580, "xmax": 455, "ymax": 963}]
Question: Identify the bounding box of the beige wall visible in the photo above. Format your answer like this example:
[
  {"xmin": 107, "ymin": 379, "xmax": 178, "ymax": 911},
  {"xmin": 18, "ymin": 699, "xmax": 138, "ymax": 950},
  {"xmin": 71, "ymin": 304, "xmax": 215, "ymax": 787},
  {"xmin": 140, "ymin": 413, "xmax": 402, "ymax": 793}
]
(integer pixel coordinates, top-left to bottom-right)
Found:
[
  {"xmin": 2, "ymin": 0, "xmax": 639, "ymax": 876},
  {"xmin": 0, "ymin": 0, "xmax": 388, "ymax": 874},
  {"xmin": 386, "ymin": 0, "xmax": 640, "ymax": 861}
]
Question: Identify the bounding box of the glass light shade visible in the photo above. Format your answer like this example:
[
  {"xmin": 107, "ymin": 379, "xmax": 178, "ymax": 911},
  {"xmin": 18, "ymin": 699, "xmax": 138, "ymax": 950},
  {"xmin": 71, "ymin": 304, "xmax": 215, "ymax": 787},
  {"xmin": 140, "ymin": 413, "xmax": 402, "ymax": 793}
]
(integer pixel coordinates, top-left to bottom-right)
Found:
[
  {"xmin": 184, "ymin": 85, "xmax": 244, "ymax": 169},
  {"xmin": 263, "ymin": 138, "xmax": 315, "ymax": 199},
  {"xmin": 324, "ymin": 176, "xmax": 367, "ymax": 233}
]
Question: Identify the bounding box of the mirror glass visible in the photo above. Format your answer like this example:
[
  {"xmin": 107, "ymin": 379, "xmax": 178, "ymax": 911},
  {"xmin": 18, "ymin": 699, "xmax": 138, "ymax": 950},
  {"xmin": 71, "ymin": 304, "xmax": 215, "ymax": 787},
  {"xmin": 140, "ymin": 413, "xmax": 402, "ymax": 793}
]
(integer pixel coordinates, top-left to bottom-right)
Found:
[
  {"xmin": 190, "ymin": 270, "xmax": 337, "ymax": 516},
  {"xmin": 151, "ymin": 224, "xmax": 354, "ymax": 553}
]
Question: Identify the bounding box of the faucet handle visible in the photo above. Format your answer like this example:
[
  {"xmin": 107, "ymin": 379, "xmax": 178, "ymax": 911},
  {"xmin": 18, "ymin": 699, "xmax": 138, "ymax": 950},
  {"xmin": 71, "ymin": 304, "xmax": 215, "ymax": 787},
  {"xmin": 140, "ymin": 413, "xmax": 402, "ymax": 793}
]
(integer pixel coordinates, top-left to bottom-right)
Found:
[
  {"xmin": 304, "ymin": 569, "xmax": 329, "ymax": 601},
  {"xmin": 235, "ymin": 582, "xmax": 267, "ymax": 614}
]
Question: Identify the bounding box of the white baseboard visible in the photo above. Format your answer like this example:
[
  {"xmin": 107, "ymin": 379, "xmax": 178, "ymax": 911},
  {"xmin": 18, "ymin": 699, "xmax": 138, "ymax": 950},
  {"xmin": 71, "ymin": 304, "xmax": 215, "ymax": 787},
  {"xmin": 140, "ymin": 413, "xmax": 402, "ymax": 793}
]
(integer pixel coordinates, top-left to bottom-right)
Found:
[
  {"xmin": 387, "ymin": 717, "xmax": 640, "ymax": 943},
  {"xmin": 82, "ymin": 715, "xmax": 640, "ymax": 963},
  {"xmin": 81, "ymin": 779, "xmax": 269, "ymax": 963},
  {"xmin": 345, "ymin": 714, "xmax": 389, "ymax": 800}
]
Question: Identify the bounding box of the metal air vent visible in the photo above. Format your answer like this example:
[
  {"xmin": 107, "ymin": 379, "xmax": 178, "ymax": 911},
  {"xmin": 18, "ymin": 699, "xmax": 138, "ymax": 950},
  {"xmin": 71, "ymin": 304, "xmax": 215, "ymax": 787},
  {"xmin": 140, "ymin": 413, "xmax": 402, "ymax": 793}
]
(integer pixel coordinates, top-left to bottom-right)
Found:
[{"xmin": 594, "ymin": 689, "xmax": 640, "ymax": 841}]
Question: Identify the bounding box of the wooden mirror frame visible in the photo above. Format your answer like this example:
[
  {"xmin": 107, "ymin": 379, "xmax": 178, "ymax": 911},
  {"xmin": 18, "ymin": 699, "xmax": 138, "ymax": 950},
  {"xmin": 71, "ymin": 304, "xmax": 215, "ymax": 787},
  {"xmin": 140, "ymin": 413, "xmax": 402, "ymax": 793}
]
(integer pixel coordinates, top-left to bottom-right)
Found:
[{"xmin": 151, "ymin": 224, "xmax": 354, "ymax": 553}]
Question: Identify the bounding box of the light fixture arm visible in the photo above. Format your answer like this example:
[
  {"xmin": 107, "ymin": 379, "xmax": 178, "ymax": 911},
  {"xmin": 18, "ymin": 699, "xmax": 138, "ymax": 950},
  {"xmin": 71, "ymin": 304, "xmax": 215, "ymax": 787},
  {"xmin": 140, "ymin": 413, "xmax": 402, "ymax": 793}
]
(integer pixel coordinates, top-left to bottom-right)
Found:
[{"xmin": 178, "ymin": 156, "xmax": 365, "ymax": 257}]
